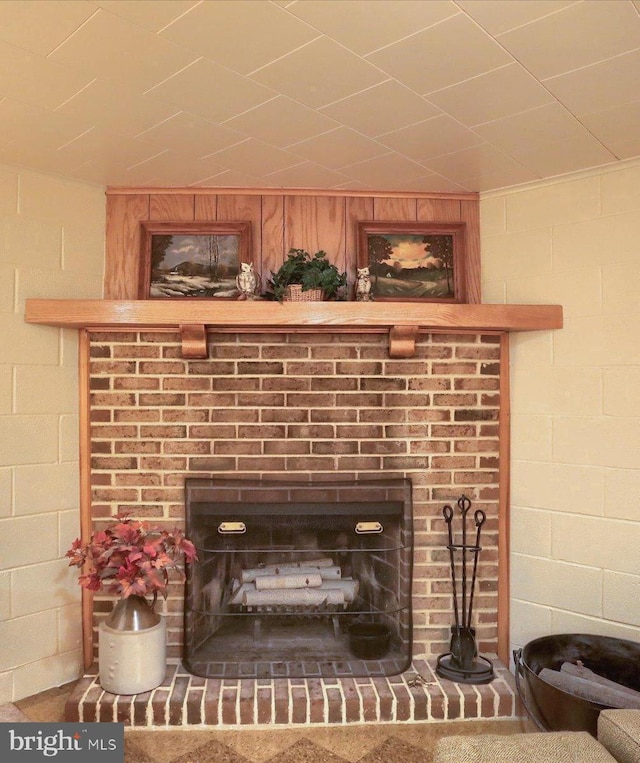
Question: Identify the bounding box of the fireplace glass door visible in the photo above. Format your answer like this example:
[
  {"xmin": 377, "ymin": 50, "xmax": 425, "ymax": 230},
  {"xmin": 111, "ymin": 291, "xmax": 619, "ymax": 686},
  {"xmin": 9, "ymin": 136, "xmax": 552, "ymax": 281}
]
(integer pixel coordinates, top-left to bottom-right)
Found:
[{"xmin": 183, "ymin": 477, "xmax": 413, "ymax": 678}]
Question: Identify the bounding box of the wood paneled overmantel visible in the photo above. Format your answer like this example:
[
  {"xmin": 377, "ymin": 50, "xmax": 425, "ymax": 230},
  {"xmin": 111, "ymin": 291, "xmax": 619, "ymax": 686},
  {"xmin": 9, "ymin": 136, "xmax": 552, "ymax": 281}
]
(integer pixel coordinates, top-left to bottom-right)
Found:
[{"xmin": 24, "ymin": 299, "xmax": 563, "ymax": 358}]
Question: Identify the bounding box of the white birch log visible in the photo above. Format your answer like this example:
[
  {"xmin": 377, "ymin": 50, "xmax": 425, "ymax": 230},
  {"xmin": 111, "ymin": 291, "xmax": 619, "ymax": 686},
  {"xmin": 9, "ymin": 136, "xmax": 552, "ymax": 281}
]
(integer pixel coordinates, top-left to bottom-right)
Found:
[
  {"xmin": 560, "ymin": 662, "xmax": 640, "ymax": 702},
  {"xmin": 319, "ymin": 578, "xmax": 359, "ymax": 603},
  {"xmin": 539, "ymin": 668, "xmax": 640, "ymax": 709},
  {"xmin": 242, "ymin": 588, "xmax": 345, "ymax": 607},
  {"xmin": 230, "ymin": 582, "xmax": 255, "ymax": 605},
  {"xmin": 276, "ymin": 557, "xmax": 335, "ymax": 568},
  {"xmin": 241, "ymin": 565, "xmax": 341, "ymax": 583},
  {"xmin": 255, "ymin": 573, "xmax": 323, "ymax": 590}
]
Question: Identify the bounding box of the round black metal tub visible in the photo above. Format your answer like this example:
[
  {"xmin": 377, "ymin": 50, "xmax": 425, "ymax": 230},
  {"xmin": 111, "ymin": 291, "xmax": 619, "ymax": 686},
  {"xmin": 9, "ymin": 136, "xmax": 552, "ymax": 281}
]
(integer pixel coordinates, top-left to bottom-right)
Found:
[{"xmin": 514, "ymin": 633, "xmax": 640, "ymax": 736}]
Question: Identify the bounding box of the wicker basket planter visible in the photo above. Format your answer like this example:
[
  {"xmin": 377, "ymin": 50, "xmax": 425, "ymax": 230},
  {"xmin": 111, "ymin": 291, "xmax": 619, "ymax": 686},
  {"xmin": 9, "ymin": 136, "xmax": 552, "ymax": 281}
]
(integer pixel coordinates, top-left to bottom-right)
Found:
[
  {"xmin": 283, "ymin": 284, "xmax": 325, "ymax": 302},
  {"xmin": 267, "ymin": 249, "xmax": 346, "ymax": 302}
]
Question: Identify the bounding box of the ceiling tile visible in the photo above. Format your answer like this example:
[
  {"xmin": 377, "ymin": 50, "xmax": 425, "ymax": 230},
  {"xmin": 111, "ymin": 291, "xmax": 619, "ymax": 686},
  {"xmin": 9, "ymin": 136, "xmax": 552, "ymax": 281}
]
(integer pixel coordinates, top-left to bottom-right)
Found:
[
  {"xmin": 160, "ymin": 0, "xmax": 318, "ymax": 75},
  {"xmin": 56, "ymin": 128, "xmax": 166, "ymax": 171},
  {"xmin": 475, "ymin": 102, "xmax": 591, "ymax": 156},
  {"xmin": 250, "ymin": 36, "xmax": 386, "ymax": 109},
  {"xmin": 339, "ymin": 152, "xmax": 428, "ymax": 186},
  {"xmin": 223, "ymin": 96, "xmax": 339, "ymax": 148},
  {"xmin": 49, "ymin": 9, "xmax": 198, "ymax": 92},
  {"xmin": 423, "ymin": 143, "xmax": 531, "ymax": 184},
  {"xmin": 204, "ymin": 139, "xmax": 302, "ymax": 177},
  {"xmin": 92, "ymin": 0, "xmax": 199, "ymax": 32},
  {"xmin": 0, "ymin": 137, "xmax": 86, "ymax": 177},
  {"xmin": 377, "ymin": 115, "xmax": 483, "ymax": 161},
  {"xmin": 580, "ymin": 100, "xmax": 640, "ymax": 159},
  {"xmin": 288, "ymin": 127, "xmax": 388, "ymax": 169},
  {"xmin": 543, "ymin": 49, "xmax": 640, "ymax": 115},
  {"xmin": 367, "ymin": 13, "xmax": 511, "ymax": 94},
  {"xmin": 114, "ymin": 150, "xmax": 227, "ymax": 186},
  {"xmin": 55, "ymin": 79, "xmax": 180, "ymax": 138},
  {"xmin": 263, "ymin": 162, "xmax": 351, "ymax": 189},
  {"xmin": 320, "ymin": 80, "xmax": 441, "ymax": 137},
  {"xmin": 192, "ymin": 169, "xmax": 268, "ymax": 188},
  {"xmin": 428, "ymin": 63, "xmax": 554, "ymax": 127},
  {"xmin": 458, "ymin": 164, "xmax": 540, "ymax": 192},
  {"xmin": 0, "ymin": 0, "xmax": 96, "ymax": 56},
  {"xmin": 379, "ymin": 173, "xmax": 469, "ymax": 193},
  {"xmin": 0, "ymin": 41, "xmax": 92, "ymax": 111},
  {"xmin": 146, "ymin": 58, "xmax": 276, "ymax": 123},
  {"xmin": 510, "ymin": 131, "xmax": 616, "ymax": 178},
  {"xmin": 497, "ymin": 0, "xmax": 640, "ymax": 80},
  {"xmin": 288, "ymin": 0, "xmax": 458, "ymax": 55},
  {"xmin": 456, "ymin": 0, "xmax": 576, "ymax": 36},
  {"xmin": 68, "ymin": 161, "xmax": 152, "ymax": 186},
  {"xmin": 0, "ymin": 98, "xmax": 89, "ymax": 148},
  {"xmin": 136, "ymin": 112, "xmax": 245, "ymax": 157}
]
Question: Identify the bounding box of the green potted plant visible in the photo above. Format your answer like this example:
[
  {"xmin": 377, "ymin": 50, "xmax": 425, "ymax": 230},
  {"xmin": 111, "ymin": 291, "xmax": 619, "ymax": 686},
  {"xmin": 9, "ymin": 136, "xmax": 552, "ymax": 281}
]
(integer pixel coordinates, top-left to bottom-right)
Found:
[
  {"xmin": 66, "ymin": 515, "xmax": 197, "ymax": 695},
  {"xmin": 266, "ymin": 248, "xmax": 347, "ymax": 302}
]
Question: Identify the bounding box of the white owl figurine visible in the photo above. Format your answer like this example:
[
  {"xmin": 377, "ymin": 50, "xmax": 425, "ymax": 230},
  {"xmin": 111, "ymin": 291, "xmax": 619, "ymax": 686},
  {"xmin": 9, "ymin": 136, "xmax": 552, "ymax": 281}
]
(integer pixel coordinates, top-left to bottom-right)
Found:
[
  {"xmin": 355, "ymin": 266, "xmax": 373, "ymax": 301},
  {"xmin": 236, "ymin": 262, "xmax": 259, "ymax": 297}
]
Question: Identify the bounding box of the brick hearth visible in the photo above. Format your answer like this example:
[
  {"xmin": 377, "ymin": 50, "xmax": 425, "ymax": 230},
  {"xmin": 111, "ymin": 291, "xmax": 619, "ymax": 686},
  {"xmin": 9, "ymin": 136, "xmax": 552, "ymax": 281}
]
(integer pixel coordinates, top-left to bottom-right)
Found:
[{"xmin": 65, "ymin": 657, "xmax": 521, "ymax": 726}]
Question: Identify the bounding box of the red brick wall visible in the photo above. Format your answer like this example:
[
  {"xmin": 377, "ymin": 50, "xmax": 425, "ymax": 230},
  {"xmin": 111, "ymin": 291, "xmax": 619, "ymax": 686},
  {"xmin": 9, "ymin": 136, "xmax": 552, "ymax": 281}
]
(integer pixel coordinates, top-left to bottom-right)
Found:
[{"xmin": 88, "ymin": 330, "xmax": 501, "ymax": 662}]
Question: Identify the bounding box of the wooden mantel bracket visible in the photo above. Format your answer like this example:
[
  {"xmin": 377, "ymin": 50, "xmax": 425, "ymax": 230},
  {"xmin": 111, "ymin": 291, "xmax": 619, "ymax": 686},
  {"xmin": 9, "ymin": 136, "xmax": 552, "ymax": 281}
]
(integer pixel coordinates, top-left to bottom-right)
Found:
[
  {"xmin": 180, "ymin": 324, "xmax": 207, "ymax": 359},
  {"xmin": 389, "ymin": 325, "xmax": 419, "ymax": 358}
]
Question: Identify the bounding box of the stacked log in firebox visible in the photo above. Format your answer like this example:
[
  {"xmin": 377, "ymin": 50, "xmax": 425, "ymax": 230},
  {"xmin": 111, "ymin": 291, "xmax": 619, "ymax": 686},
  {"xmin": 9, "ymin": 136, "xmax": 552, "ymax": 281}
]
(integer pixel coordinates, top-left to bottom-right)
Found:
[{"xmin": 231, "ymin": 557, "xmax": 359, "ymax": 610}]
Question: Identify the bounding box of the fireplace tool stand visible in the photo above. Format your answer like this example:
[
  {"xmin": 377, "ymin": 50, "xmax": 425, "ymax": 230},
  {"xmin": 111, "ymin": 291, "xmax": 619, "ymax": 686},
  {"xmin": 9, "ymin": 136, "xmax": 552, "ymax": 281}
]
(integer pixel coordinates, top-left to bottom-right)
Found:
[{"xmin": 436, "ymin": 495, "xmax": 494, "ymax": 684}]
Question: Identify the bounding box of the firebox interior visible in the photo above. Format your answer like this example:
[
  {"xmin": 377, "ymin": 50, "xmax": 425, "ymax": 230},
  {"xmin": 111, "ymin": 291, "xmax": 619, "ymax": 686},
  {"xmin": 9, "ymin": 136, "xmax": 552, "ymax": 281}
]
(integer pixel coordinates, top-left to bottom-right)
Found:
[{"xmin": 184, "ymin": 477, "xmax": 413, "ymax": 678}]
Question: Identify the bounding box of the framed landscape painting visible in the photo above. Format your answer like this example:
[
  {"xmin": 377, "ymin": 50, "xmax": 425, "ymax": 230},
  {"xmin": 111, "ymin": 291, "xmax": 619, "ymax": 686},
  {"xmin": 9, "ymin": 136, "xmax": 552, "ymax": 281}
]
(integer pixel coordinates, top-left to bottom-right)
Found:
[
  {"xmin": 357, "ymin": 221, "xmax": 466, "ymax": 302},
  {"xmin": 139, "ymin": 221, "xmax": 252, "ymax": 299}
]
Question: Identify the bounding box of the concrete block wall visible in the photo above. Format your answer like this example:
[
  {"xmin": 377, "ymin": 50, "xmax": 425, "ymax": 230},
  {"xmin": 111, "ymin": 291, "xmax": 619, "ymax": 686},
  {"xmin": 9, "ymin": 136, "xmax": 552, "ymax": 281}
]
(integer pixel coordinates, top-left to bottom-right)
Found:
[
  {"xmin": 481, "ymin": 158, "xmax": 640, "ymax": 654},
  {"xmin": 0, "ymin": 165, "xmax": 104, "ymax": 702}
]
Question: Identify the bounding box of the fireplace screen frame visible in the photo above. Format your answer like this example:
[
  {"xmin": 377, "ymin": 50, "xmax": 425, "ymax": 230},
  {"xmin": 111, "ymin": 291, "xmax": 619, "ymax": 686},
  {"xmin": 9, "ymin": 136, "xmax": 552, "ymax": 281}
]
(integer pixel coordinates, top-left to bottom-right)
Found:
[{"xmin": 183, "ymin": 476, "xmax": 414, "ymax": 679}]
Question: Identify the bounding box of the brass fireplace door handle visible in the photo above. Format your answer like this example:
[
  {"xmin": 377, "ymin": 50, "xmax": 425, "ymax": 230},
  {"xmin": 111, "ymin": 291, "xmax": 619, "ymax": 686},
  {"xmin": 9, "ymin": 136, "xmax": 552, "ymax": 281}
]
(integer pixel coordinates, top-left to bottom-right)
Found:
[{"xmin": 355, "ymin": 521, "xmax": 383, "ymax": 534}]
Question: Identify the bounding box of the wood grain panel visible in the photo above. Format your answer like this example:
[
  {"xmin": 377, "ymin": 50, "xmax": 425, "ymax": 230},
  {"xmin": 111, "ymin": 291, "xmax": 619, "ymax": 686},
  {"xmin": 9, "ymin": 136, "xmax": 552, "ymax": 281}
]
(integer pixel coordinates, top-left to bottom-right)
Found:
[
  {"xmin": 149, "ymin": 194, "xmax": 194, "ymax": 221},
  {"xmin": 346, "ymin": 196, "xmax": 374, "ymax": 295},
  {"xmin": 373, "ymin": 197, "xmax": 417, "ymax": 221},
  {"xmin": 217, "ymin": 195, "xmax": 263, "ymax": 276},
  {"xmin": 261, "ymin": 194, "xmax": 284, "ymax": 288},
  {"xmin": 417, "ymin": 198, "xmax": 461, "ymax": 222},
  {"xmin": 284, "ymin": 195, "xmax": 346, "ymax": 269},
  {"xmin": 105, "ymin": 194, "xmax": 149, "ymax": 299},
  {"xmin": 194, "ymin": 194, "xmax": 217, "ymax": 221},
  {"xmin": 461, "ymin": 199, "xmax": 481, "ymax": 303},
  {"xmin": 104, "ymin": 189, "xmax": 480, "ymax": 304}
]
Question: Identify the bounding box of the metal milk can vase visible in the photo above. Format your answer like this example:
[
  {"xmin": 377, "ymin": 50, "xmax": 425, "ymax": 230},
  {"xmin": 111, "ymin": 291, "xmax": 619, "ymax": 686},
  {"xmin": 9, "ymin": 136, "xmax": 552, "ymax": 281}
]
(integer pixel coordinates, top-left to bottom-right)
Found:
[{"xmin": 98, "ymin": 594, "xmax": 166, "ymax": 695}]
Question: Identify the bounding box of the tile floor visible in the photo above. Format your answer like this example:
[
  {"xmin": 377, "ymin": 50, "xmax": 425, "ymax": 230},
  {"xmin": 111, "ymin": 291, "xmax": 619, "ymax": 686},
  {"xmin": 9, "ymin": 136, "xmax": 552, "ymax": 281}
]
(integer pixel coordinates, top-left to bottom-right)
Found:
[{"xmin": 14, "ymin": 681, "xmax": 535, "ymax": 762}]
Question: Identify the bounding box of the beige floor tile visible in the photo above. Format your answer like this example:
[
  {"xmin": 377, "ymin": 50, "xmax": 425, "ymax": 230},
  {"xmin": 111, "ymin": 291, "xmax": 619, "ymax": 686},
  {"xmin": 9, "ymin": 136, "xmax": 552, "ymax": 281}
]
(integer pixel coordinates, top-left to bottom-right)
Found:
[
  {"xmin": 126, "ymin": 730, "xmax": 231, "ymax": 763},
  {"xmin": 306, "ymin": 725, "xmax": 394, "ymax": 761},
  {"xmin": 223, "ymin": 728, "xmax": 307, "ymax": 762}
]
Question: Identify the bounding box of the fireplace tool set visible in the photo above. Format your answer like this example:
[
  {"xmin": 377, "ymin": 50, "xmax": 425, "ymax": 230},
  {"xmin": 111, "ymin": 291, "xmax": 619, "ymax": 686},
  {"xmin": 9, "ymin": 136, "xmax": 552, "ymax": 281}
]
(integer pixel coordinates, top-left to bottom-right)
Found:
[{"xmin": 436, "ymin": 495, "xmax": 494, "ymax": 684}]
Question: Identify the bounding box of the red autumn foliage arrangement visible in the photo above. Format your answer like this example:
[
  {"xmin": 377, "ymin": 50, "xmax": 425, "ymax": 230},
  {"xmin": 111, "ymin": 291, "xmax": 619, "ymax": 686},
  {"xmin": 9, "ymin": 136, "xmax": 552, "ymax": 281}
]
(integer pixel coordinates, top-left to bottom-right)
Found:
[{"xmin": 66, "ymin": 515, "xmax": 197, "ymax": 599}]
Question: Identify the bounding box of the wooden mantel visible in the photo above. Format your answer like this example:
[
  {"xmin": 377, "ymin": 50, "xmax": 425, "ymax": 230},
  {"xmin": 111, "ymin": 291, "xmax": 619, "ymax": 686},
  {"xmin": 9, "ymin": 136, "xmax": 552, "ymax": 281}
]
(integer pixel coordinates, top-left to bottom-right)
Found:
[{"xmin": 25, "ymin": 299, "xmax": 563, "ymax": 358}]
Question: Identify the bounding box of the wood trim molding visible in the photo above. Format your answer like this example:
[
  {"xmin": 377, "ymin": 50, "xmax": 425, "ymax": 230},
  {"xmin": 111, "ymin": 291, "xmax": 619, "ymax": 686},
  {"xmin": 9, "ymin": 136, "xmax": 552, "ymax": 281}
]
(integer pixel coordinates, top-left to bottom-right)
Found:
[
  {"xmin": 78, "ymin": 330, "xmax": 94, "ymax": 670},
  {"xmin": 26, "ymin": 300, "xmax": 563, "ymax": 332},
  {"xmin": 498, "ymin": 333, "xmax": 511, "ymax": 666},
  {"xmin": 106, "ymin": 187, "xmax": 479, "ymax": 201},
  {"xmin": 26, "ymin": 300, "xmax": 562, "ymax": 360},
  {"xmin": 180, "ymin": 324, "xmax": 207, "ymax": 358},
  {"xmin": 388, "ymin": 325, "xmax": 419, "ymax": 358}
]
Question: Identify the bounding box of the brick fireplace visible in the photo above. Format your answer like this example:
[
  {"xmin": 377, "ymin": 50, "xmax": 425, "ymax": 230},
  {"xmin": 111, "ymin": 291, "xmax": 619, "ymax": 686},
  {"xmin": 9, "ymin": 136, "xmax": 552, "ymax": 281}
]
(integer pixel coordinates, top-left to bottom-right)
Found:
[{"xmin": 63, "ymin": 326, "xmax": 520, "ymax": 726}]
